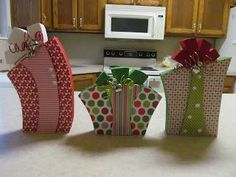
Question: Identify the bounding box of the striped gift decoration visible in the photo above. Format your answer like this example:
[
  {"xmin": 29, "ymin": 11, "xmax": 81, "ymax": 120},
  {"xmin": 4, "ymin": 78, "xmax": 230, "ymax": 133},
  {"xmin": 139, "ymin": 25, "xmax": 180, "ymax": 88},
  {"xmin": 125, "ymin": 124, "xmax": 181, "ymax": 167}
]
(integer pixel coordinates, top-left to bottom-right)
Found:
[
  {"xmin": 8, "ymin": 37, "xmax": 74, "ymax": 133},
  {"xmin": 80, "ymin": 84, "xmax": 162, "ymax": 136}
]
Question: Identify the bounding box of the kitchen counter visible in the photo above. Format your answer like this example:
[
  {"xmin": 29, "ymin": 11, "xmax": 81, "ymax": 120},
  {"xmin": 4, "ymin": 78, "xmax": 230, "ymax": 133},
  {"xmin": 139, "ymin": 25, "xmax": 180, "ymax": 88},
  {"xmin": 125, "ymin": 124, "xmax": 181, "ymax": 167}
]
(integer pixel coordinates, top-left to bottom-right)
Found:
[
  {"xmin": 71, "ymin": 64, "xmax": 104, "ymax": 75},
  {"xmin": 1, "ymin": 88, "xmax": 236, "ymax": 177}
]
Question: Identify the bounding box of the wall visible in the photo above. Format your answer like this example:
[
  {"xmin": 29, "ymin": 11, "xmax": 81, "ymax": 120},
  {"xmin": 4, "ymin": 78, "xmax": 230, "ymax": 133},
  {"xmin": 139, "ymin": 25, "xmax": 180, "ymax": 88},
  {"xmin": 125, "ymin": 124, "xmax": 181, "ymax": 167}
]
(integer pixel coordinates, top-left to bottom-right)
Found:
[
  {"xmin": 216, "ymin": 7, "xmax": 236, "ymax": 75},
  {"xmin": 49, "ymin": 32, "xmax": 214, "ymax": 65},
  {"xmin": 0, "ymin": 0, "xmax": 11, "ymax": 37}
]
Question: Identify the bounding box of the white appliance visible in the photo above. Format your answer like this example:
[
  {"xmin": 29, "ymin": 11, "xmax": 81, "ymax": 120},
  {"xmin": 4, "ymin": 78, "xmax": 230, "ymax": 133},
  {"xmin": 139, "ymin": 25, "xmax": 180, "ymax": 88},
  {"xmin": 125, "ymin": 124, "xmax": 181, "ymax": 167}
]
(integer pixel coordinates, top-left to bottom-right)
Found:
[
  {"xmin": 103, "ymin": 48, "xmax": 163, "ymax": 92},
  {"xmin": 105, "ymin": 4, "xmax": 166, "ymax": 40},
  {"xmin": 217, "ymin": 7, "xmax": 236, "ymax": 75}
]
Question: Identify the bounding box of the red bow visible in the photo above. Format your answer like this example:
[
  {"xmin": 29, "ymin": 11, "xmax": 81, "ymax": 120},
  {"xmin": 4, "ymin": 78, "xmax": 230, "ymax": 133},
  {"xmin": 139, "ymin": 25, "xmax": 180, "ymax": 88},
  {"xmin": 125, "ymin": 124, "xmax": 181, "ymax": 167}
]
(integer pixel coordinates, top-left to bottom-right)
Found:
[{"xmin": 172, "ymin": 38, "xmax": 220, "ymax": 67}]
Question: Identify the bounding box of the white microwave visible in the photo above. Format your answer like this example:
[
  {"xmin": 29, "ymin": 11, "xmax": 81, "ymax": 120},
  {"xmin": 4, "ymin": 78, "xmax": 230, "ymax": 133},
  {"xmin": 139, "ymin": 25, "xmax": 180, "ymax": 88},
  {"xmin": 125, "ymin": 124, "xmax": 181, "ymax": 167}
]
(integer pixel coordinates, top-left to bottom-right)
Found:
[{"xmin": 105, "ymin": 4, "xmax": 166, "ymax": 40}]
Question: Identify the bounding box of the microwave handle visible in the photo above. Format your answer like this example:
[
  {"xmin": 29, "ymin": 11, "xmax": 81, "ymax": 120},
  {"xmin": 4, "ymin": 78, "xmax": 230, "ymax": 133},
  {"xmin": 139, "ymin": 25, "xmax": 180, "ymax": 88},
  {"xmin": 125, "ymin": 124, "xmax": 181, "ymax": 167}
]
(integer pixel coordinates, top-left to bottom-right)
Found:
[{"xmin": 153, "ymin": 15, "xmax": 158, "ymax": 38}]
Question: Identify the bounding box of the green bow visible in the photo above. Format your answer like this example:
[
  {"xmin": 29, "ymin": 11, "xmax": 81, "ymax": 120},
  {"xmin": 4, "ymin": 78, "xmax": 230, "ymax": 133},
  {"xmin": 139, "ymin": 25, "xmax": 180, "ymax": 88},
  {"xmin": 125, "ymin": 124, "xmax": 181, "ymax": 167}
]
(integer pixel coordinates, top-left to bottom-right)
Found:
[{"xmin": 96, "ymin": 67, "xmax": 148, "ymax": 99}]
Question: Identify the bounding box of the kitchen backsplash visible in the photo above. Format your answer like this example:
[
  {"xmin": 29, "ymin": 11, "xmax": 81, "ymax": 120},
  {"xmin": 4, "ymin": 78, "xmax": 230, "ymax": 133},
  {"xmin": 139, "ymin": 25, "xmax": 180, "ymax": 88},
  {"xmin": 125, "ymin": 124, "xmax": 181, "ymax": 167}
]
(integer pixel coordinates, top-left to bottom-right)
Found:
[{"xmin": 49, "ymin": 32, "xmax": 215, "ymax": 65}]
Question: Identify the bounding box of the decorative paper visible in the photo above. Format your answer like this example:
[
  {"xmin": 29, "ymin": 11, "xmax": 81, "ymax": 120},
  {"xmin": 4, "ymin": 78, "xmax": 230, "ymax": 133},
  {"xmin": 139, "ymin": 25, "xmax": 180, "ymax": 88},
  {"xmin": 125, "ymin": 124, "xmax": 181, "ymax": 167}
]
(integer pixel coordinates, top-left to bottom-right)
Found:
[
  {"xmin": 6, "ymin": 23, "xmax": 74, "ymax": 133},
  {"xmin": 80, "ymin": 68, "xmax": 162, "ymax": 136},
  {"xmin": 161, "ymin": 38, "xmax": 231, "ymax": 136}
]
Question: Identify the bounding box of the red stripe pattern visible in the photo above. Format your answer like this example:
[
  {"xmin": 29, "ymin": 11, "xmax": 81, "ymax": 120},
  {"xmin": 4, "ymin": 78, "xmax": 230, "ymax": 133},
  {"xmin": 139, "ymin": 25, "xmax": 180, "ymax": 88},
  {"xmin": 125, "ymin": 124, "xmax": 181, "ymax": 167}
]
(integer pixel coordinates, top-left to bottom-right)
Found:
[
  {"xmin": 7, "ymin": 37, "xmax": 74, "ymax": 133},
  {"xmin": 21, "ymin": 46, "xmax": 60, "ymax": 132},
  {"xmin": 44, "ymin": 37, "xmax": 74, "ymax": 133}
]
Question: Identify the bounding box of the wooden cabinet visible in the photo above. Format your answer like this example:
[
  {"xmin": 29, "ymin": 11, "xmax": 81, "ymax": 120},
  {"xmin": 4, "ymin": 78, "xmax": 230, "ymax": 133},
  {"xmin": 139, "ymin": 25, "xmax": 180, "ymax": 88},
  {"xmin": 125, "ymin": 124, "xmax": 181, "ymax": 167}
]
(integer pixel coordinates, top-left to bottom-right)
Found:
[
  {"xmin": 108, "ymin": 0, "xmax": 163, "ymax": 5},
  {"xmin": 230, "ymin": 0, "xmax": 236, "ymax": 6},
  {"xmin": 41, "ymin": 0, "xmax": 53, "ymax": 28},
  {"xmin": 107, "ymin": 0, "xmax": 134, "ymax": 4},
  {"xmin": 10, "ymin": 0, "xmax": 41, "ymax": 28},
  {"xmin": 53, "ymin": 0, "xmax": 77, "ymax": 30},
  {"xmin": 73, "ymin": 74, "xmax": 97, "ymax": 91},
  {"xmin": 136, "ymin": 0, "xmax": 162, "ymax": 6},
  {"xmin": 224, "ymin": 76, "xmax": 236, "ymax": 93},
  {"xmin": 11, "ymin": 0, "xmax": 105, "ymax": 32},
  {"xmin": 166, "ymin": 0, "xmax": 230, "ymax": 37},
  {"xmin": 78, "ymin": 0, "xmax": 106, "ymax": 32},
  {"xmin": 166, "ymin": 0, "xmax": 198, "ymax": 35}
]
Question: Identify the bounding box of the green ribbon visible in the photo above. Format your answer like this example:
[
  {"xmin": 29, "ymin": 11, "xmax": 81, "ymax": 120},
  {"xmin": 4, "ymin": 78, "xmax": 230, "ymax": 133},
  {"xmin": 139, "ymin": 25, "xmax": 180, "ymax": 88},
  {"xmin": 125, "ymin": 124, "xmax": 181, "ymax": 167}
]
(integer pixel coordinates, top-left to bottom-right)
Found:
[{"xmin": 180, "ymin": 66, "xmax": 208, "ymax": 136}]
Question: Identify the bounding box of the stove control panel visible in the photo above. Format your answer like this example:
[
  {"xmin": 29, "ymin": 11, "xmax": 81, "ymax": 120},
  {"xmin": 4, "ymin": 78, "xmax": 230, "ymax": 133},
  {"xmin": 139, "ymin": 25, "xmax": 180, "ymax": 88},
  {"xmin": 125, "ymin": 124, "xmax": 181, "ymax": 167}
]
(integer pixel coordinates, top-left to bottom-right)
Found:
[{"xmin": 104, "ymin": 49, "xmax": 157, "ymax": 59}]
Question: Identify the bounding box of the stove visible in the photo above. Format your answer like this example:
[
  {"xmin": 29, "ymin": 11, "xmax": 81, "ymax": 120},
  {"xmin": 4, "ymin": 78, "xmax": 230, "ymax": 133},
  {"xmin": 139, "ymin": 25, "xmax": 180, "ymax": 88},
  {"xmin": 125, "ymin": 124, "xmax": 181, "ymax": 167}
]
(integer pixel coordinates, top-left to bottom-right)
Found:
[{"xmin": 103, "ymin": 48, "xmax": 160, "ymax": 76}]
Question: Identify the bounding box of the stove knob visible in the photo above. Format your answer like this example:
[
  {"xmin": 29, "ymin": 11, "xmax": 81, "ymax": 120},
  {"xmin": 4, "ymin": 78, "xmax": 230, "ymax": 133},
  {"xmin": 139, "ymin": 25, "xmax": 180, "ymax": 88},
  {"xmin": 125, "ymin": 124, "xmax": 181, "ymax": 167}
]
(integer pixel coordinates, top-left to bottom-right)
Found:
[
  {"xmin": 146, "ymin": 53, "xmax": 150, "ymax": 57},
  {"xmin": 106, "ymin": 51, "xmax": 110, "ymax": 56},
  {"xmin": 138, "ymin": 53, "xmax": 143, "ymax": 57},
  {"xmin": 111, "ymin": 51, "xmax": 116, "ymax": 56},
  {"xmin": 151, "ymin": 53, "xmax": 156, "ymax": 58},
  {"xmin": 119, "ymin": 52, "xmax": 123, "ymax": 56}
]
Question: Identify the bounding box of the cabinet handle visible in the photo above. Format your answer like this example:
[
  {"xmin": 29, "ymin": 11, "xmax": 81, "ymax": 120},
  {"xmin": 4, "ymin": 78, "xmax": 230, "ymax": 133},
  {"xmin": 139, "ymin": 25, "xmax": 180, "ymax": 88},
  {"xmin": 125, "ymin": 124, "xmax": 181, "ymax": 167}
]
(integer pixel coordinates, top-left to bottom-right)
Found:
[
  {"xmin": 79, "ymin": 18, "xmax": 83, "ymax": 28},
  {"xmin": 42, "ymin": 14, "xmax": 47, "ymax": 23},
  {"xmin": 73, "ymin": 18, "xmax": 77, "ymax": 28},
  {"xmin": 192, "ymin": 23, "xmax": 196, "ymax": 32},
  {"xmin": 198, "ymin": 24, "xmax": 202, "ymax": 33}
]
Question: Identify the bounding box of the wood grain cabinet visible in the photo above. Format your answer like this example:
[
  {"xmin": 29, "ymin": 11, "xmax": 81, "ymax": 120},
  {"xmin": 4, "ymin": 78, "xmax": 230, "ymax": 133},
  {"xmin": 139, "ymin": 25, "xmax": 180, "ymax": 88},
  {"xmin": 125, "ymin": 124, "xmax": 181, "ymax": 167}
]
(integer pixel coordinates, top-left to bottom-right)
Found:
[
  {"xmin": 166, "ymin": 0, "xmax": 230, "ymax": 37},
  {"xmin": 78, "ymin": 0, "xmax": 106, "ymax": 32},
  {"xmin": 224, "ymin": 76, "xmax": 236, "ymax": 93},
  {"xmin": 53, "ymin": 0, "xmax": 77, "ymax": 30},
  {"xmin": 73, "ymin": 74, "xmax": 97, "ymax": 91},
  {"xmin": 11, "ymin": 0, "xmax": 41, "ymax": 28},
  {"xmin": 11, "ymin": 0, "xmax": 105, "ymax": 32},
  {"xmin": 107, "ymin": 0, "xmax": 134, "ymax": 4},
  {"xmin": 41, "ymin": 0, "xmax": 53, "ymax": 28},
  {"xmin": 107, "ymin": 0, "xmax": 163, "ymax": 5}
]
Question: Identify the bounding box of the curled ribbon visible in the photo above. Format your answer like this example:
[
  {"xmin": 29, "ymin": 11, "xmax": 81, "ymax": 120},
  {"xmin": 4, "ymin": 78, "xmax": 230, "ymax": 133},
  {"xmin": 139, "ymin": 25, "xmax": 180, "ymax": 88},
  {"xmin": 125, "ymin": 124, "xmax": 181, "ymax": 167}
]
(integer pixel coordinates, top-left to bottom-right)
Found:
[
  {"xmin": 172, "ymin": 38, "xmax": 220, "ymax": 71},
  {"xmin": 9, "ymin": 31, "xmax": 44, "ymax": 65},
  {"xmin": 5, "ymin": 23, "xmax": 48, "ymax": 65}
]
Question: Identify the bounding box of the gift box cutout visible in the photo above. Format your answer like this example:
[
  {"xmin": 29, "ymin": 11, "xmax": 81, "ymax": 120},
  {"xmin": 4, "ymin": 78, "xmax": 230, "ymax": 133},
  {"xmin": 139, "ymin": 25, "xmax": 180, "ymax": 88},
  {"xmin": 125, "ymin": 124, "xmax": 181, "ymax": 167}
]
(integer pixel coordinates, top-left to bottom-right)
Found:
[
  {"xmin": 80, "ymin": 68, "xmax": 162, "ymax": 136},
  {"xmin": 161, "ymin": 38, "xmax": 231, "ymax": 136},
  {"xmin": 6, "ymin": 23, "xmax": 74, "ymax": 133}
]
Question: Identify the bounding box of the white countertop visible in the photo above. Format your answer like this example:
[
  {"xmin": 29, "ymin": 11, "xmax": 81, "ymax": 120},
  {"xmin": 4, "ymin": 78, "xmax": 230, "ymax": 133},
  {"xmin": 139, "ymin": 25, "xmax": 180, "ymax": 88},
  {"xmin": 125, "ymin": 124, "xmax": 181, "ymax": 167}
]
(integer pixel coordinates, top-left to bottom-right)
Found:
[
  {"xmin": 1, "ymin": 88, "xmax": 236, "ymax": 177},
  {"xmin": 71, "ymin": 65, "xmax": 104, "ymax": 75}
]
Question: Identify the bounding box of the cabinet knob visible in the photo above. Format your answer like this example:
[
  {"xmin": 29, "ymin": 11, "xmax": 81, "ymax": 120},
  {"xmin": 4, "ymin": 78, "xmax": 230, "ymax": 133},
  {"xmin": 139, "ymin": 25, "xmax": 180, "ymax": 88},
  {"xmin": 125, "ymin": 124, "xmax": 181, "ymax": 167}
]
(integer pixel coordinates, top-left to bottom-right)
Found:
[
  {"xmin": 42, "ymin": 14, "xmax": 47, "ymax": 23},
  {"xmin": 198, "ymin": 24, "xmax": 202, "ymax": 33},
  {"xmin": 73, "ymin": 18, "xmax": 77, "ymax": 28},
  {"xmin": 192, "ymin": 23, "xmax": 196, "ymax": 32},
  {"xmin": 79, "ymin": 18, "xmax": 83, "ymax": 28}
]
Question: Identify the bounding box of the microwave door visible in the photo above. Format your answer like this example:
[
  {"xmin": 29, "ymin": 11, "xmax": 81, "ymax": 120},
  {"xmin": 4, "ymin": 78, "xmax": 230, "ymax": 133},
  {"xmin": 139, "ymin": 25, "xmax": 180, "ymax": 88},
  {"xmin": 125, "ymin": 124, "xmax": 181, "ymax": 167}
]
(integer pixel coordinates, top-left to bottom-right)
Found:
[{"xmin": 106, "ymin": 15, "xmax": 154, "ymax": 39}]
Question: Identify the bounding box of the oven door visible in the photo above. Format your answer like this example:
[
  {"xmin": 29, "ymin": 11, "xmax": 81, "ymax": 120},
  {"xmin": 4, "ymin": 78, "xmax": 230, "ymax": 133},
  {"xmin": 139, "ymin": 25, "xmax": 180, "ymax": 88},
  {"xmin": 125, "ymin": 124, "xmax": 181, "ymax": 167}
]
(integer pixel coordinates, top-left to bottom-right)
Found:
[{"xmin": 105, "ymin": 13, "xmax": 157, "ymax": 40}]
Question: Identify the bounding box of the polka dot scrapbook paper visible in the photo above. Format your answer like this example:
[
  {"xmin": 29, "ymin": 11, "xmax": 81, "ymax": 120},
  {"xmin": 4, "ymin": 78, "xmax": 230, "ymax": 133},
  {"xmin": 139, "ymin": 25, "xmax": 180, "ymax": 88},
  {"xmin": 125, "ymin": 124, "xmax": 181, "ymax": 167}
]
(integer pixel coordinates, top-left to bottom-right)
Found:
[
  {"xmin": 80, "ymin": 80, "xmax": 162, "ymax": 136},
  {"xmin": 161, "ymin": 38, "xmax": 231, "ymax": 137},
  {"xmin": 6, "ymin": 24, "xmax": 74, "ymax": 133}
]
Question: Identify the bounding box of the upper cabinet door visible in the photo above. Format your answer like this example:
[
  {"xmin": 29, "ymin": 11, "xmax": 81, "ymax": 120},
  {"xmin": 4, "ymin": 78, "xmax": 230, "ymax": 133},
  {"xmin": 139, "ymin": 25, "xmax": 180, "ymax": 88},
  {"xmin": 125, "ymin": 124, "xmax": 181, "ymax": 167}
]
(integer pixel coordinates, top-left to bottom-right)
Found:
[
  {"xmin": 78, "ymin": 0, "xmax": 106, "ymax": 32},
  {"xmin": 107, "ymin": 0, "xmax": 135, "ymax": 4},
  {"xmin": 11, "ymin": 0, "xmax": 41, "ymax": 28},
  {"xmin": 41, "ymin": 0, "xmax": 53, "ymax": 28},
  {"xmin": 136, "ymin": 0, "xmax": 163, "ymax": 6},
  {"xmin": 197, "ymin": 0, "xmax": 229, "ymax": 36},
  {"xmin": 166, "ymin": 0, "xmax": 199, "ymax": 34},
  {"xmin": 53, "ymin": 0, "xmax": 77, "ymax": 29}
]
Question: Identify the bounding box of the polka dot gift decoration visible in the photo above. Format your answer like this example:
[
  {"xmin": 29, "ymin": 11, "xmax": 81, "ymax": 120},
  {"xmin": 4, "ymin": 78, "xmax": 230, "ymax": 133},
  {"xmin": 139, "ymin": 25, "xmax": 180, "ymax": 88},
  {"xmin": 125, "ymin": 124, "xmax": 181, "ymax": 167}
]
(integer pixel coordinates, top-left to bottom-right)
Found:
[
  {"xmin": 79, "ymin": 68, "xmax": 162, "ymax": 136},
  {"xmin": 161, "ymin": 38, "xmax": 231, "ymax": 136},
  {"xmin": 6, "ymin": 23, "xmax": 74, "ymax": 133}
]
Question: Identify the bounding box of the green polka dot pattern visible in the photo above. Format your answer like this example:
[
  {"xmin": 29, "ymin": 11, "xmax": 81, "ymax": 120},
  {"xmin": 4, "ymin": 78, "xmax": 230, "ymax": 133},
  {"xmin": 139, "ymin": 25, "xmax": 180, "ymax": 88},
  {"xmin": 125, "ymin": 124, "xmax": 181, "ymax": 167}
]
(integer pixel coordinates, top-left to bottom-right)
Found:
[{"xmin": 80, "ymin": 84, "xmax": 162, "ymax": 136}]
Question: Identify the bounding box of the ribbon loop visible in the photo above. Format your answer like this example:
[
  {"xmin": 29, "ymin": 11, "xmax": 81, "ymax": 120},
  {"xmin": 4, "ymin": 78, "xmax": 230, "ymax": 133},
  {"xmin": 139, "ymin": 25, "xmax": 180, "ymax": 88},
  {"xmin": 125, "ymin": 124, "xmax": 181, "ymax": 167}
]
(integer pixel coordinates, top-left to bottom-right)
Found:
[{"xmin": 172, "ymin": 38, "xmax": 220, "ymax": 69}]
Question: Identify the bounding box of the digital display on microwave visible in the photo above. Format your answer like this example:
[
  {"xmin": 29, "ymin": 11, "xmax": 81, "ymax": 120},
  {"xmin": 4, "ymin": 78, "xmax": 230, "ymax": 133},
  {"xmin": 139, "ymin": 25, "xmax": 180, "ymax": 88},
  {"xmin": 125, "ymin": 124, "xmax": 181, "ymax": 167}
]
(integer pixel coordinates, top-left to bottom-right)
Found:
[{"xmin": 111, "ymin": 18, "xmax": 148, "ymax": 33}]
